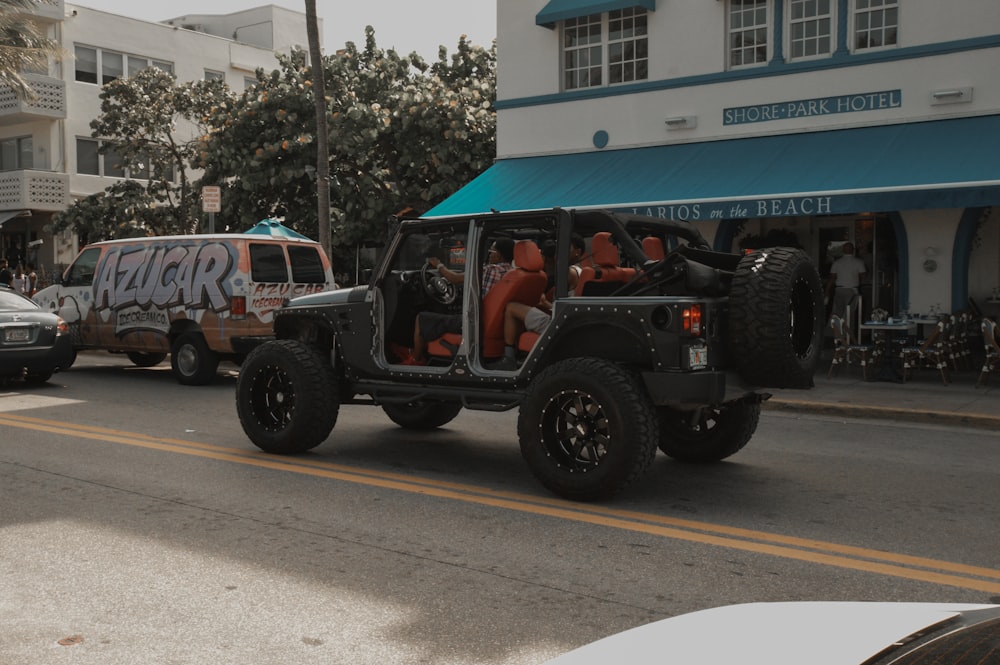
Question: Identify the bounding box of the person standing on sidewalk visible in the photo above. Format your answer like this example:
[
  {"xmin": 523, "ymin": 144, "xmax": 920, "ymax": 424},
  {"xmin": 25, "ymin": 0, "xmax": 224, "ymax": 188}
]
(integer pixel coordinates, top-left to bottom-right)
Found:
[{"xmin": 827, "ymin": 241, "xmax": 866, "ymax": 322}]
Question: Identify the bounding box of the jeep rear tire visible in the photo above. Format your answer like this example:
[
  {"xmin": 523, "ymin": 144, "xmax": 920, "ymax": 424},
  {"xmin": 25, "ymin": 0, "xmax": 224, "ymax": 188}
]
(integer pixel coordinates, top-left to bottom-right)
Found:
[
  {"xmin": 727, "ymin": 247, "xmax": 823, "ymax": 389},
  {"xmin": 171, "ymin": 332, "xmax": 219, "ymax": 385},
  {"xmin": 382, "ymin": 401, "xmax": 463, "ymax": 430},
  {"xmin": 657, "ymin": 399, "xmax": 760, "ymax": 463},
  {"xmin": 518, "ymin": 358, "xmax": 659, "ymax": 502},
  {"xmin": 236, "ymin": 339, "xmax": 338, "ymax": 454}
]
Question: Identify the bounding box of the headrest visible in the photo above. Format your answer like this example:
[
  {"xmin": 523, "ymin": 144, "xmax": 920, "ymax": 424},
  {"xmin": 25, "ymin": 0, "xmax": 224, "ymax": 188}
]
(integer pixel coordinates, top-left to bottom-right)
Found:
[
  {"xmin": 591, "ymin": 232, "xmax": 619, "ymax": 267},
  {"xmin": 642, "ymin": 236, "xmax": 665, "ymax": 261},
  {"xmin": 514, "ymin": 240, "xmax": 544, "ymax": 271}
]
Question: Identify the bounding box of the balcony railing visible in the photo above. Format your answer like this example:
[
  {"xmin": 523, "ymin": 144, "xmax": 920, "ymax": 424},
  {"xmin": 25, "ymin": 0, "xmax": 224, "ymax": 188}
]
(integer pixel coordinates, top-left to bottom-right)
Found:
[
  {"xmin": 0, "ymin": 73, "xmax": 66, "ymax": 125},
  {"xmin": 30, "ymin": 0, "xmax": 64, "ymax": 22},
  {"xmin": 0, "ymin": 170, "xmax": 69, "ymax": 212}
]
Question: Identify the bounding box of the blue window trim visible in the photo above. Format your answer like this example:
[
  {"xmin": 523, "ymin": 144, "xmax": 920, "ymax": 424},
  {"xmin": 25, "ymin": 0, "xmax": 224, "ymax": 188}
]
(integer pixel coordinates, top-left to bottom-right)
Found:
[
  {"xmin": 497, "ymin": 33, "xmax": 1000, "ymax": 110},
  {"xmin": 536, "ymin": 0, "xmax": 656, "ymax": 28}
]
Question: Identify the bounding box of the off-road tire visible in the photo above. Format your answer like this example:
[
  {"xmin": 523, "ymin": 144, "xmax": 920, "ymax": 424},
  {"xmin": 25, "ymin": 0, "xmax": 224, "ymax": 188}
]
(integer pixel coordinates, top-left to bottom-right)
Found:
[
  {"xmin": 127, "ymin": 351, "xmax": 166, "ymax": 367},
  {"xmin": 170, "ymin": 332, "xmax": 219, "ymax": 385},
  {"xmin": 657, "ymin": 399, "xmax": 760, "ymax": 463},
  {"xmin": 727, "ymin": 247, "xmax": 823, "ymax": 388},
  {"xmin": 382, "ymin": 402, "xmax": 463, "ymax": 430},
  {"xmin": 236, "ymin": 339, "xmax": 338, "ymax": 454},
  {"xmin": 518, "ymin": 357, "xmax": 659, "ymax": 502}
]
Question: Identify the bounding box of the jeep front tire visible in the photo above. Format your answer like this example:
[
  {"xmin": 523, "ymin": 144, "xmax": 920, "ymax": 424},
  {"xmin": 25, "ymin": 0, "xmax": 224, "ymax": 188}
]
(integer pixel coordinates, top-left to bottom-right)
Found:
[{"xmin": 236, "ymin": 339, "xmax": 338, "ymax": 454}]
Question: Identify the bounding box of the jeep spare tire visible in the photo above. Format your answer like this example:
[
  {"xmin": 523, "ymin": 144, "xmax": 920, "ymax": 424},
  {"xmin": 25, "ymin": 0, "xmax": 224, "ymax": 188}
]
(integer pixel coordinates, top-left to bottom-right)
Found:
[{"xmin": 727, "ymin": 247, "xmax": 823, "ymax": 389}]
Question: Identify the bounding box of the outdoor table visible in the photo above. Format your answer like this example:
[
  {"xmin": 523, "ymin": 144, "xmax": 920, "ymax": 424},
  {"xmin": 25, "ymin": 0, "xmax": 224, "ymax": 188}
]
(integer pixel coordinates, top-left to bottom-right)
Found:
[
  {"xmin": 859, "ymin": 320, "xmax": 918, "ymax": 382},
  {"xmin": 910, "ymin": 315, "xmax": 943, "ymax": 340}
]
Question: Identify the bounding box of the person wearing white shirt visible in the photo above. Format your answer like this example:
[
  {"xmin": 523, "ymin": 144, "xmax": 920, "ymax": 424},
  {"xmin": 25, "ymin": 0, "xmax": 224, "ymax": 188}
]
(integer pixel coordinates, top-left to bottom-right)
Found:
[{"xmin": 826, "ymin": 242, "xmax": 866, "ymax": 320}]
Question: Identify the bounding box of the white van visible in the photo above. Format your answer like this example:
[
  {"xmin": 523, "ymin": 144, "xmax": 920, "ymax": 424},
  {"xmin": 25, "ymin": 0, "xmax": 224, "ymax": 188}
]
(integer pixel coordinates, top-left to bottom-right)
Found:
[{"xmin": 34, "ymin": 234, "xmax": 333, "ymax": 384}]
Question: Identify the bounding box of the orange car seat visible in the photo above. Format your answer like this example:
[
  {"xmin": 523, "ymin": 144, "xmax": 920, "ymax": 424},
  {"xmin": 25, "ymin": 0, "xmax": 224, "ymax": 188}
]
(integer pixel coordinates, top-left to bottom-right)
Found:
[
  {"xmin": 574, "ymin": 232, "xmax": 636, "ymax": 296},
  {"xmin": 642, "ymin": 236, "xmax": 666, "ymax": 261},
  {"xmin": 427, "ymin": 239, "xmax": 547, "ymax": 360}
]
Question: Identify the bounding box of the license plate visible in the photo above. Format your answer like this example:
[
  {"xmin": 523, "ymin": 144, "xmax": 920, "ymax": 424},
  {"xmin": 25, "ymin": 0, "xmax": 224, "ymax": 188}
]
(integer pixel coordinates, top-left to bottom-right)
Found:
[
  {"xmin": 4, "ymin": 327, "xmax": 31, "ymax": 343},
  {"xmin": 688, "ymin": 346, "xmax": 707, "ymax": 369}
]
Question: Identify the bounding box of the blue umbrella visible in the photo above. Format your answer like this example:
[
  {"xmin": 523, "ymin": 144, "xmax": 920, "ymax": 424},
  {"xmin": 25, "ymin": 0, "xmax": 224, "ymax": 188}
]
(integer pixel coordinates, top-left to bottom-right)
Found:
[{"xmin": 243, "ymin": 218, "xmax": 311, "ymax": 240}]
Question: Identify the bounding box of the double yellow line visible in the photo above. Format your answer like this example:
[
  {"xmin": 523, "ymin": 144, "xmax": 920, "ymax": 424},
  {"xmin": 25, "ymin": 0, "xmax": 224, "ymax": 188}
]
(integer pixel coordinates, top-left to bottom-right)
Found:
[{"xmin": 4, "ymin": 412, "xmax": 999, "ymax": 595}]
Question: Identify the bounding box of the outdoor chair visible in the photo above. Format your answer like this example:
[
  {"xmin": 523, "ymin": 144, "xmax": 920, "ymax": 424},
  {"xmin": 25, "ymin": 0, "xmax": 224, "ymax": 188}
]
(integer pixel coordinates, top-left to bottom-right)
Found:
[
  {"xmin": 828, "ymin": 314, "xmax": 877, "ymax": 380},
  {"xmin": 949, "ymin": 311, "xmax": 976, "ymax": 370},
  {"xmin": 975, "ymin": 317, "xmax": 1000, "ymax": 388},
  {"xmin": 899, "ymin": 316, "xmax": 950, "ymax": 385}
]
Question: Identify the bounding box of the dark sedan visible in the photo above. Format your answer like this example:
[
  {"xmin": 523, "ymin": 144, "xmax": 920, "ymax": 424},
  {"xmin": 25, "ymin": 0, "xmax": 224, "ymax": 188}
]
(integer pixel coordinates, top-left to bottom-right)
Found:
[{"xmin": 0, "ymin": 286, "xmax": 74, "ymax": 386}]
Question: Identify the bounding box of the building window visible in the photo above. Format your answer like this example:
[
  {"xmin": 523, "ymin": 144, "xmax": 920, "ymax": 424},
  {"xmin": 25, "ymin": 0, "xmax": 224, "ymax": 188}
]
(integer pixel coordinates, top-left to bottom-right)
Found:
[
  {"xmin": 204, "ymin": 69, "xmax": 225, "ymax": 82},
  {"xmin": 103, "ymin": 144, "xmax": 125, "ymax": 178},
  {"xmin": 102, "ymin": 50, "xmax": 123, "ymax": 84},
  {"xmin": 74, "ymin": 46, "xmax": 174, "ymax": 84},
  {"xmin": 608, "ymin": 9, "xmax": 648, "ymax": 84},
  {"xmin": 75, "ymin": 45, "xmax": 98, "ymax": 83},
  {"xmin": 854, "ymin": 0, "xmax": 897, "ymax": 50},
  {"xmin": 563, "ymin": 9, "xmax": 647, "ymax": 91},
  {"xmin": 77, "ymin": 138, "xmax": 173, "ymax": 181},
  {"xmin": 789, "ymin": 0, "xmax": 833, "ymax": 59},
  {"xmin": 728, "ymin": 0, "xmax": 769, "ymax": 68},
  {"xmin": 0, "ymin": 137, "xmax": 33, "ymax": 171},
  {"xmin": 564, "ymin": 14, "xmax": 603, "ymax": 89},
  {"xmin": 76, "ymin": 138, "xmax": 99, "ymax": 175}
]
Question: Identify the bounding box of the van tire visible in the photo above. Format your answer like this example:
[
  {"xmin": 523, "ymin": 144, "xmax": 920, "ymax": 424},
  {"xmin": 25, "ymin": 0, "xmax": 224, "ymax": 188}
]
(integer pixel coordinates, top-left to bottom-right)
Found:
[
  {"xmin": 171, "ymin": 332, "xmax": 219, "ymax": 385},
  {"xmin": 127, "ymin": 352, "xmax": 167, "ymax": 367}
]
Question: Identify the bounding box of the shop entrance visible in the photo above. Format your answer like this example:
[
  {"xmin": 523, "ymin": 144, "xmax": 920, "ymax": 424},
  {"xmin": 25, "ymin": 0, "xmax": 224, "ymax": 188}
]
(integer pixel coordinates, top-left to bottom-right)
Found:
[{"xmin": 814, "ymin": 215, "xmax": 898, "ymax": 323}]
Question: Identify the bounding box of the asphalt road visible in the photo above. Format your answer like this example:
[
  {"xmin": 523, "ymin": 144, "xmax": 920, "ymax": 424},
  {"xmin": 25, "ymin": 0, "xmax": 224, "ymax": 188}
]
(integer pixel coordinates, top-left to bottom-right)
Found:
[{"xmin": 2, "ymin": 353, "xmax": 999, "ymax": 664}]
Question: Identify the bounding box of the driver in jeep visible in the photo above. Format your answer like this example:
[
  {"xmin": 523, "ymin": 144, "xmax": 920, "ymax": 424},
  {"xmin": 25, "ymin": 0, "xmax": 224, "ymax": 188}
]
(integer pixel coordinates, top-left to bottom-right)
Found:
[{"xmin": 401, "ymin": 238, "xmax": 515, "ymax": 366}]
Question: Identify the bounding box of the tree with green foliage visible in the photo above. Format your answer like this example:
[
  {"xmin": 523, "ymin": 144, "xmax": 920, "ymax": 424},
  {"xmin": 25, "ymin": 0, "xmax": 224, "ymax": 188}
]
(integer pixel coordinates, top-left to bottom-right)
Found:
[
  {"xmin": 53, "ymin": 27, "xmax": 496, "ymax": 263},
  {"xmin": 197, "ymin": 28, "xmax": 496, "ymax": 258},
  {"xmin": 0, "ymin": 0, "xmax": 61, "ymax": 100},
  {"xmin": 53, "ymin": 68, "xmax": 230, "ymax": 240}
]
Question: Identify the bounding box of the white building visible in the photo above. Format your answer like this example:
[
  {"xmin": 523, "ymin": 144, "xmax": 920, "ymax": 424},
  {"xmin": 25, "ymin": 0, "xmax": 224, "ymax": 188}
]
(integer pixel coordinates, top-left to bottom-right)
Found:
[
  {"xmin": 429, "ymin": 0, "xmax": 1000, "ymax": 317},
  {"xmin": 0, "ymin": 1, "xmax": 315, "ymax": 272}
]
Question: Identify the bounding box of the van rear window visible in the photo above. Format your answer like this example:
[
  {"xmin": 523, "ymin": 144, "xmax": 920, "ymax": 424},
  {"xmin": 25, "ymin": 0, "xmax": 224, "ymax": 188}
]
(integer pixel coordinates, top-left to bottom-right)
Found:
[
  {"xmin": 288, "ymin": 246, "xmax": 326, "ymax": 283},
  {"xmin": 249, "ymin": 244, "xmax": 289, "ymax": 283}
]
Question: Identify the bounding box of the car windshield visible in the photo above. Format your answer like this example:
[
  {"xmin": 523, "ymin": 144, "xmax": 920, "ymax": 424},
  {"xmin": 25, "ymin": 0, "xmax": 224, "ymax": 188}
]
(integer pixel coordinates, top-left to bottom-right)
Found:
[
  {"xmin": 887, "ymin": 614, "xmax": 1000, "ymax": 665},
  {"xmin": 0, "ymin": 289, "xmax": 37, "ymax": 311}
]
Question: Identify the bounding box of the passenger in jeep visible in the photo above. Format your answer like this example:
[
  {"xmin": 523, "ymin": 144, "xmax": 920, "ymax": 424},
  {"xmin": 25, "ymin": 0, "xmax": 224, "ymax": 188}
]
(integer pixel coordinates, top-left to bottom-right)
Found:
[
  {"xmin": 401, "ymin": 238, "xmax": 515, "ymax": 366},
  {"xmin": 497, "ymin": 234, "xmax": 586, "ymax": 370}
]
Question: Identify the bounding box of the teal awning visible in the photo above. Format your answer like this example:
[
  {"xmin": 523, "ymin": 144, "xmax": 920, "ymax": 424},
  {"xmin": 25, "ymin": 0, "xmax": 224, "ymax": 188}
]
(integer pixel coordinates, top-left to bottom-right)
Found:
[
  {"xmin": 425, "ymin": 115, "xmax": 1000, "ymax": 219},
  {"xmin": 536, "ymin": 0, "xmax": 656, "ymax": 27}
]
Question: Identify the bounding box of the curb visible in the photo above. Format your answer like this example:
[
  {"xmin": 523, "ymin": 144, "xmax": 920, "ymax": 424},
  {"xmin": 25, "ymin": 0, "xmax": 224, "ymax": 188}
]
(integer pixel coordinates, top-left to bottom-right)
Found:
[{"xmin": 762, "ymin": 398, "xmax": 1000, "ymax": 431}]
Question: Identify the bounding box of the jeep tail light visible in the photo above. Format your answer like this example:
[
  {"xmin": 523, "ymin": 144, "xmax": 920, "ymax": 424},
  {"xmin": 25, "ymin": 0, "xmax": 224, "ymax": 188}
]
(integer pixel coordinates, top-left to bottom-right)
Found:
[
  {"xmin": 231, "ymin": 295, "xmax": 247, "ymax": 320},
  {"xmin": 682, "ymin": 305, "xmax": 702, "ymax": 336}
]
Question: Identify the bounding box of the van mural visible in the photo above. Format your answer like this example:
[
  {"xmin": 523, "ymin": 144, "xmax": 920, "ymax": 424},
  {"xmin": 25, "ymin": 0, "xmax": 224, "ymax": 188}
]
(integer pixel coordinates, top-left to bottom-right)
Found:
[{"xmin": 33, "ymin": 234, "xmax": 334, "ymax": 385}]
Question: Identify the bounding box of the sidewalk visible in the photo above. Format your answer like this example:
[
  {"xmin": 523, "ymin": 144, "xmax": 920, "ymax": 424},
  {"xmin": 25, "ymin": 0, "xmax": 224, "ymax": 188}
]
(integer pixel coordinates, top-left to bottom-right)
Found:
[{"xmin": 764, "ymin": 354, "xmax": 1000, "ymax": 430}]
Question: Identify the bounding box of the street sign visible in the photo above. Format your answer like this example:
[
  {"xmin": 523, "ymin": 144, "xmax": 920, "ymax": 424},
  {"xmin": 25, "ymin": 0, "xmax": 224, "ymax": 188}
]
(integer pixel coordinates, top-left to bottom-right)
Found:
[{"xmin": 201, "ymin": 186, "xmax": 221, "ymax": 213}]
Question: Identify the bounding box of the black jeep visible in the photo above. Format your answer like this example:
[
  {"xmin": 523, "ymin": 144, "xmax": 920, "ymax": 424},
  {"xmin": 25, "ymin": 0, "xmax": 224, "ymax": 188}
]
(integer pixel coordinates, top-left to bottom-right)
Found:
[{"xmin": 235, "ymin": 208, "xmax": 823, "ymax": 501}]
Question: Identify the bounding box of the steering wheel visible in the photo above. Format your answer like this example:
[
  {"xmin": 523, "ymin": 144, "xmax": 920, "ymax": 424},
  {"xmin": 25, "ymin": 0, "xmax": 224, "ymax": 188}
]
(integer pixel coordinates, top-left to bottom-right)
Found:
[{"xmin": 420, "ymin": 260, "xmax": 458, "ymax": 305}]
